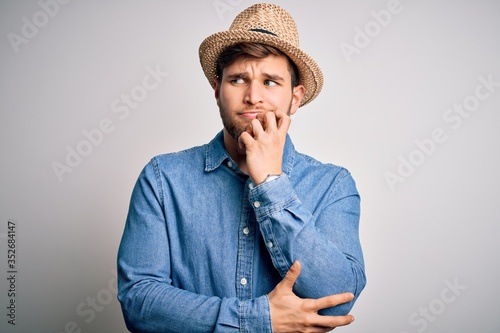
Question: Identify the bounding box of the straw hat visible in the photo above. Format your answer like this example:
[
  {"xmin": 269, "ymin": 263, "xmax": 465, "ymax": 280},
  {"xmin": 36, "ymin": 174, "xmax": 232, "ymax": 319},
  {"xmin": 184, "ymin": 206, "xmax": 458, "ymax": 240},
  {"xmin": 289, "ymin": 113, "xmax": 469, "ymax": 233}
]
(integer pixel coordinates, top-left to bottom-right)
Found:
[{"xmin": 199, "ymin": 3, "xmax": 323, "ymax": 107}]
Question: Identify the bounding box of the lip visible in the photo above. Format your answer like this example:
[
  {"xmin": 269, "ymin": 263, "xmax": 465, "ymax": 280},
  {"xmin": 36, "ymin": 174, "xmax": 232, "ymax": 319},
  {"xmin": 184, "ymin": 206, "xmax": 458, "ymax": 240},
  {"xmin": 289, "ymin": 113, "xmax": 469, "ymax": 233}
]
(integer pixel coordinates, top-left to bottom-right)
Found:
[{"xmin": 240, "ymin": 112, "xmax": 260, "ymax": 119}]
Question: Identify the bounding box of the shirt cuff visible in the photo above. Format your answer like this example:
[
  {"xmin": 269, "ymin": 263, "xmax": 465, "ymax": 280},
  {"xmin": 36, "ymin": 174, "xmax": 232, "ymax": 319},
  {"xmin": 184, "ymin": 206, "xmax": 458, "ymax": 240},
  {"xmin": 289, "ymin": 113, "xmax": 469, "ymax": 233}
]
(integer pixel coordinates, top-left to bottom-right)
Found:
[
  {"xmin": 249, "ymin": 173, "xmax": 297, "ymax": 221},
  {"xmin": 239, "ymin": 295, "xmax": 273, "ymax": 333}
]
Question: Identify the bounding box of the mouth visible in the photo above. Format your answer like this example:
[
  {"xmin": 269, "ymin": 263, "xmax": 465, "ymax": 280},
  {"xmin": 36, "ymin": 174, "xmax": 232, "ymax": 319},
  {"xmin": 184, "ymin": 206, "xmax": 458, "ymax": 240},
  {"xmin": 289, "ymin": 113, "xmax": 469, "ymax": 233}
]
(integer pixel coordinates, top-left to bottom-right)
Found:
[
  {"xmin": 238, "ymin": 109, "xmax": 265, "ymax": 119},
  {"xmin": 239, "ymin": 112, "xmax": 260, "ymax": 119}
]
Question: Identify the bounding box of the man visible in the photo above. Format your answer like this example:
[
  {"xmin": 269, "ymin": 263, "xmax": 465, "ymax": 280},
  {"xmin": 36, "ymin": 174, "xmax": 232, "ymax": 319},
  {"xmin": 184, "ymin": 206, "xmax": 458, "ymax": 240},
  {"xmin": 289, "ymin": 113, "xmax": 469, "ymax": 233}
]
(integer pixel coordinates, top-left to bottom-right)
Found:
[{"xmin": 118, "ymin": 3, "xmax": 366, "ymax": 332}]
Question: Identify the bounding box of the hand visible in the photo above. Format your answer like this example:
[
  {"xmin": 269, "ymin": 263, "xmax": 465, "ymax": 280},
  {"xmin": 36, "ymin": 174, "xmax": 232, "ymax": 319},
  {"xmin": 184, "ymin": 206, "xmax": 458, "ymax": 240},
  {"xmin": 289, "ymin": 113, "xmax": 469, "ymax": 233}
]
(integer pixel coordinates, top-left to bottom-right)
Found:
[
  {"xmin": 238, "ymin": 110, "xmax": 290, "ymax": 185},
  {"xmin": 268, "ymin": 261, "xmax": 355, "ymax": 333}
]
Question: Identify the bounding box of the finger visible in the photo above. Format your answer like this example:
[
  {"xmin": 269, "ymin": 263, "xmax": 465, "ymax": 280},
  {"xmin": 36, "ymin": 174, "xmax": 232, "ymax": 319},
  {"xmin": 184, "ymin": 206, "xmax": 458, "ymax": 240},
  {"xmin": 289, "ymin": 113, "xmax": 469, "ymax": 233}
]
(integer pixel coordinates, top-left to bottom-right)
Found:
[
  {"xmin": 256, "ymin": 112, "xmax": 267, "ymax": 129},
  {"xmin": 245, "ymin": 121, "xmax": 253, "ymax": 134},
  {"xmin": 279, "ymin": 260, "xmax": 301, "ymax": 290},
  {"xmin": 304, "ymin": 292, "xmax": 355, "ymax": 312},
  {"xmin": 250, "ymin": 118, "xmax": 264, "ymax": 137},
  {"xmin": 309, "ymin": 326, "xmax": 342, "ymax": 333},
  {"xmin": 275, "ymin": 110, "xmax": 291, "ymax": 133},
  {"xmin": 300, "ymin": 327, "xmax": 332, "ymax": 333},
  {"xmin": 313, "ymin": 314, "xmax": 355, "ymax": 329},
  {"xmin": 263, "ymin": 111, "xmax": 277, "ymax": 131},
  {"xmin": 238, "ymin": 131, "xmax": 253, "ymax": 150}
]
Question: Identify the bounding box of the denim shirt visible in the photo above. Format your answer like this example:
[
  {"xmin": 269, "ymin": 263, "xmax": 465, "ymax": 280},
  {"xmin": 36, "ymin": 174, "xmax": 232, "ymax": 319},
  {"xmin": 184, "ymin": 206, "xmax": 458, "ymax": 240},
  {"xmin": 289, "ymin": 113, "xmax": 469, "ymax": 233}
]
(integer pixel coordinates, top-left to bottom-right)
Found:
[{"xmin": 117, "ymin": 131, "xmax": 366, "ymax": 333}]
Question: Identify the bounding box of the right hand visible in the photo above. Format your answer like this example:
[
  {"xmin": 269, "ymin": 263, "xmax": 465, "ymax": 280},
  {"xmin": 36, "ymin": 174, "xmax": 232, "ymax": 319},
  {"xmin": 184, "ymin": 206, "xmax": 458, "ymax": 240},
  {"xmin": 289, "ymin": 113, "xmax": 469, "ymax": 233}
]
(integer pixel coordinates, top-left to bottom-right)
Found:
[
  {"xmin": 238, "ymin": 110, "xmax": 290, "ymax": 185},
  {"xmin": 268, "ymin": 261, "xmax": 355, "ymax": 333}
]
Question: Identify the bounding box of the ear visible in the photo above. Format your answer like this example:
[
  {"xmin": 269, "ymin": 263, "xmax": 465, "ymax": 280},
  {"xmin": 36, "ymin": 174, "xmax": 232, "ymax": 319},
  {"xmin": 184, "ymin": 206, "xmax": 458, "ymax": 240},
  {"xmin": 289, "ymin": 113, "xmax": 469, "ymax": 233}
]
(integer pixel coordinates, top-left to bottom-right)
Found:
[
  {"xmin": 214, "ymin": 79, "xmax": 221, "ymax": 107},
  {"xmin": 289, "ymin": 84, "xmax": 305, "ymax": 115}
]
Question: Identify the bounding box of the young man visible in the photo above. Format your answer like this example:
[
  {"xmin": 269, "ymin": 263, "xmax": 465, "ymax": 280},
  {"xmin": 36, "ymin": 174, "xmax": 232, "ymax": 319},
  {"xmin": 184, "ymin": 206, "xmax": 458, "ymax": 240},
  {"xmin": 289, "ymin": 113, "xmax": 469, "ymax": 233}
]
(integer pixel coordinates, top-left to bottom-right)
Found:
[{"xmin": 118, "ymin": 4, "xmax": 366, "ymax": 332}]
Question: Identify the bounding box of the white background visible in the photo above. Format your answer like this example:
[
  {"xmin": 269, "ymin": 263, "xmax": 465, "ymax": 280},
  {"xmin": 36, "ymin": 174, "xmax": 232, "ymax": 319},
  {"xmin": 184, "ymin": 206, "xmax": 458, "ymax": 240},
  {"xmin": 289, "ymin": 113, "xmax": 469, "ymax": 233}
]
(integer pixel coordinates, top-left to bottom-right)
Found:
[{"xmin": 1, "ymin": 0, "xmax": 499, "ymax": 332}]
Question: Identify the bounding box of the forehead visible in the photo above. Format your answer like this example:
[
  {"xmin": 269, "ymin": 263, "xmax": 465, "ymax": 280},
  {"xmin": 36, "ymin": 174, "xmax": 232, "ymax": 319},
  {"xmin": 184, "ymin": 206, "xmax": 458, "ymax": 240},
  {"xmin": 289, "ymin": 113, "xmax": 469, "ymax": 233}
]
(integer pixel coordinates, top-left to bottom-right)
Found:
[{"xmin": 223, "ymin": 54, "xmax": 290, "ymax": 77}]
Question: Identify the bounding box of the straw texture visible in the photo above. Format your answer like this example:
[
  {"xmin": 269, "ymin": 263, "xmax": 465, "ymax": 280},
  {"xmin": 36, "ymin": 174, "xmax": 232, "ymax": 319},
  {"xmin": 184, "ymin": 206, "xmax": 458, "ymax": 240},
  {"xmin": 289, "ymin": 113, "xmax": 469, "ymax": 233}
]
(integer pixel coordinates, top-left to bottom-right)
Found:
[{"xmin": 199, "ymin": 3, "xmax": 323, "ymax": 107}]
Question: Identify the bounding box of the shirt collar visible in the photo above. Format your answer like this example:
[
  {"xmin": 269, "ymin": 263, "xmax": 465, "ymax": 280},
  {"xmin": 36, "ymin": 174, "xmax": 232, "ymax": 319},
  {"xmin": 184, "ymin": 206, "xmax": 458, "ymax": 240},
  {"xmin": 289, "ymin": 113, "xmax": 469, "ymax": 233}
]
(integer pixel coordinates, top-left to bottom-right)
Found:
[
  {"xmin": 205, "ymin": 131, "xmax": 230, "ymax": 172},
  {"xmin": 205, "ymin": 130, "xmax": 296, "ymax": 176}
]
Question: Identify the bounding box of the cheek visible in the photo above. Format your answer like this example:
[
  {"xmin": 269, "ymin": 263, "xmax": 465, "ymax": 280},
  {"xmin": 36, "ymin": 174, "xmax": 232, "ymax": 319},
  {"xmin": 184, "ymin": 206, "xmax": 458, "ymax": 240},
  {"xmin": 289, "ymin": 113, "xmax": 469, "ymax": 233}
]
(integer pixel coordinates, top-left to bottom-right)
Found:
[
  {"xmin": 220, "ymin": 87, "xmax": 242, "ymax": 107},
  {"xmin": 218, "ymin": 92, "xmax": 230, "ymax": 109},
  {"xmin": 268, "ymin": 91, "xmax": 292, "ymax": 110}
]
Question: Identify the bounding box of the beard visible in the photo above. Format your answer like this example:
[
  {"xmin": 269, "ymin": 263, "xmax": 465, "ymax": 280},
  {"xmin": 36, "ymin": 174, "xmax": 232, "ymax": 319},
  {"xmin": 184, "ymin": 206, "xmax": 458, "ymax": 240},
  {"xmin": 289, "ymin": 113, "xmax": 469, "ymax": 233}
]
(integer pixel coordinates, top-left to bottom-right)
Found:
[
  {"xmin": 218, "ymin": 99, "xmax": 293, "ymax": 142},
  {"xmin": 219, "ymin": 108, "xmax": 249, "ymax": 142}
]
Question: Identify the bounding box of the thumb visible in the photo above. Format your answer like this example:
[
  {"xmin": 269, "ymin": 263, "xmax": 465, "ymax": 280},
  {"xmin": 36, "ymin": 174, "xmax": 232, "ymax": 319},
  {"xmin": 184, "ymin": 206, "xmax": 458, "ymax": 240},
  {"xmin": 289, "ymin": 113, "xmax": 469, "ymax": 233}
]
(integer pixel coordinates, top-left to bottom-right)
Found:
[
  {"xmin": 280, "ymin": 261, "xmax": 301, "ymax": 290},
  {"xmin": 238, "ymin": 132, "xmax": 251, "ymax": 150}
]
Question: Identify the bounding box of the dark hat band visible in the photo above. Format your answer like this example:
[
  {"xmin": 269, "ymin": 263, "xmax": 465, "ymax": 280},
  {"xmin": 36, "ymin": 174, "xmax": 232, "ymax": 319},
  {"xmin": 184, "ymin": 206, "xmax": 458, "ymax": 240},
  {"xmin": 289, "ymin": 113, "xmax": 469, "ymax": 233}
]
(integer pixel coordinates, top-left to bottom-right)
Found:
[{"xmin": 249, "ymin": 28, "xmax": 278, "ymax": 37}]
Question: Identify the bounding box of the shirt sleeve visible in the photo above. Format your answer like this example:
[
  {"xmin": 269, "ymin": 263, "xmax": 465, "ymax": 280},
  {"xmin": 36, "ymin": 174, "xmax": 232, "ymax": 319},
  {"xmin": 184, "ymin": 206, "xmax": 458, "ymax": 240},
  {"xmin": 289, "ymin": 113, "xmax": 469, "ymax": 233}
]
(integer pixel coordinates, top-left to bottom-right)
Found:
[
  {"xmin": 117, "ymin": 160, "xmax": 272, "ymax": 333},
  {"xmin": 249, "ymin": 169, "xmax": 366, "ymax": 316}
]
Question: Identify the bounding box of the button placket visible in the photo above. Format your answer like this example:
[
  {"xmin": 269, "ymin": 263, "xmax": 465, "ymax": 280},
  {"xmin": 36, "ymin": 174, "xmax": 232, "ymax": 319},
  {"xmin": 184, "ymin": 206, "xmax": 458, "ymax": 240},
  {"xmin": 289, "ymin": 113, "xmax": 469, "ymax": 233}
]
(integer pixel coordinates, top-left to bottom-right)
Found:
[{"xmin": 235, "ymin": 179, "xmax": 257, "ymax": 300}]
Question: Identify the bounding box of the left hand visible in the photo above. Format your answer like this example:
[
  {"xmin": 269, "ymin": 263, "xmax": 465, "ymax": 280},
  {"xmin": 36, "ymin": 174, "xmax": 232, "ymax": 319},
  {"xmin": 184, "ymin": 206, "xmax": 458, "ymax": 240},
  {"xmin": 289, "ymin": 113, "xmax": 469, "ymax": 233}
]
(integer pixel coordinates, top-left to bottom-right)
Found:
[
  {"xmin": 238, "ymin": 110, "xmax": 291, "ymax": 185},
  {"xmin": 269, "ymin": 261, "xmax": 356, "ymax": 333}
]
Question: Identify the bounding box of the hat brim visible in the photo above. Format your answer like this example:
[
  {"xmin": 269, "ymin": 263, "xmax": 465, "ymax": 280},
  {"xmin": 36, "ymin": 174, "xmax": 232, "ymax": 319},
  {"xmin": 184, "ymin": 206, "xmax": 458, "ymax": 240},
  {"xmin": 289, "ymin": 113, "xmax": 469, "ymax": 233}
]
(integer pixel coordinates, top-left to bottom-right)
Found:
[{"xmin": 199, "ymin": 30, "xmax": 323, "ymax": 107}]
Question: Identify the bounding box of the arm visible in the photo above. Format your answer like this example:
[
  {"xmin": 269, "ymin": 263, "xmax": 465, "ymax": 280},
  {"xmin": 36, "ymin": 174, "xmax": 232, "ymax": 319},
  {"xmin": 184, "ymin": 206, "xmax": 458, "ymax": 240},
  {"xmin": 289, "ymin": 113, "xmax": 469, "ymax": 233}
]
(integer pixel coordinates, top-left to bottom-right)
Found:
[
  {"xmin": 117, "ymin": 162, "xmax": 272, "ymax": 333},
  {"xmin": 251, "ymin": 169, "xmax": 365, "ymax": 315},
  {"xmin": 268, "ymin": 261, "xmax": 356, "ymax": 333},
  {"xmin": 239, "ymin": 110, "xmax": 366, "ymax": 315}
]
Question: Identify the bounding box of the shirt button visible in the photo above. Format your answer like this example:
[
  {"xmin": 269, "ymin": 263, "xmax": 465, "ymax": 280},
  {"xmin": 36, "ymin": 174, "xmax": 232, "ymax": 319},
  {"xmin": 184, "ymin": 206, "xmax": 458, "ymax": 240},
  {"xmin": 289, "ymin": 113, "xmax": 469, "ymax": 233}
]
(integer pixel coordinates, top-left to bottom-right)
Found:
[
  {"xmin": 248, "ymin": 183, "xmax": 254, "ymax": 190},
  {"xmin": 267, "ymin": 241, "xmax": 274, "ymax": 248},
  {"xmin": 227, "ymin": 161, "xmax": 233, "ymax": 168},
  {"xmin": 240, "ymin": 278, "xmax": 247, "ymax": 286},
  {"xmin": 243, "ymin": 227, "xmax": 250, "ymax": 235},
  {"xmin": 253, "ymin": 201, "xmax": 261, "ymax": 208}
]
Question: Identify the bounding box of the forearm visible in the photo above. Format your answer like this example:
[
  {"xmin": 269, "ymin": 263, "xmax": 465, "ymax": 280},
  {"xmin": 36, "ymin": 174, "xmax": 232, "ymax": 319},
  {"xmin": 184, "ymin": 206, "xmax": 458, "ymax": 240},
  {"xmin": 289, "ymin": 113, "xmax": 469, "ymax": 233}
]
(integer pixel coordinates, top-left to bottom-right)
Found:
[
  {"xmin": 118, "ymin": 220, "xmax": 273, "ymax": 332},
  {"xmin": 250, "ymin": 172, "xmax": 366, "ymax": 314},
  {"xmin": 118, "ymin": 214, "xmax": 273, "ymax": 332},
  {"xmin": 118, "ymin": 276, "xmax": 219, "ymax": 332},
  {"xmin": 117, "ymin": 273, "xmax": 271, "ymax": 333}
]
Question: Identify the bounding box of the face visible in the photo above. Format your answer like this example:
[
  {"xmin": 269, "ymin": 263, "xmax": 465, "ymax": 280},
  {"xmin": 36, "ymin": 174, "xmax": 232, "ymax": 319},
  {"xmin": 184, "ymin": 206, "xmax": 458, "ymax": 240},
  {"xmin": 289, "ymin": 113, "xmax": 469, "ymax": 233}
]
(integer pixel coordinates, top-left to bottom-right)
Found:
[{"xmin": 214, "ymin": 54, "xmax": 304, "ymax": 142}]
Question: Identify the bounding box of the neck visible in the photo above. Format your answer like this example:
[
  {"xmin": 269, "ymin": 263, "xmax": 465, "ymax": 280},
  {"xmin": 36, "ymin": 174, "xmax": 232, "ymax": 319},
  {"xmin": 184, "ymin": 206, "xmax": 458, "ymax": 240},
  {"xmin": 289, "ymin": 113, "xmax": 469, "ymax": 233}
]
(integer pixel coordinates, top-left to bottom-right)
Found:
[{"xmin": 223, "ymin": 129, "xmax": 249, "ymax": 174}]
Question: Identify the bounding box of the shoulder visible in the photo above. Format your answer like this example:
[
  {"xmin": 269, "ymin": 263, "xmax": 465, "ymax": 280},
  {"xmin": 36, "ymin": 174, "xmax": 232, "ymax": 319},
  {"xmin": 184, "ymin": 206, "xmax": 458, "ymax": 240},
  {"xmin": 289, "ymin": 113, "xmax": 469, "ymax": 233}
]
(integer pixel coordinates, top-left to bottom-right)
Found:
[
  {"xmin": 150, "ymin": 144, "xmax": 207, "ymax": 168},
  {"xmin": 135, "ymin": 144, "xmax": 208, "ymax": 185},
  {"xmin": 295, "ymin": 151, "xmax": 352, "ymax": 178},
  {"xmin": 293, "ymin": 151, "xmax": 358, "ymax": 197}
]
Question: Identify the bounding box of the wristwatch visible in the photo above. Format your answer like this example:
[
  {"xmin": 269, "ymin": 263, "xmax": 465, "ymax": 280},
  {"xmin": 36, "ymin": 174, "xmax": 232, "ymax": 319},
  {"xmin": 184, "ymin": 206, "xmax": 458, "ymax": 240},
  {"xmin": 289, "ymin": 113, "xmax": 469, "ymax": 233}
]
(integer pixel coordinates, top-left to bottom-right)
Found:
[{"xmin": 264, "ymin": 174, "xmax": 281, "ymax": 183}]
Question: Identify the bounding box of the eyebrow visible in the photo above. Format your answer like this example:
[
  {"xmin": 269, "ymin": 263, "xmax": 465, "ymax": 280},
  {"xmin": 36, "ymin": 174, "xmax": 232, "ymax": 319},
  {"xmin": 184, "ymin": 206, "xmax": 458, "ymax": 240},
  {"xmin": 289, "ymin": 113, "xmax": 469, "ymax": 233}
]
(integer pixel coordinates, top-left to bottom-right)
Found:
[
  {"xmin": 225, "ymin": 72, "xmax": 285, "ymax": 82},
  {"xmin": 225, "ymin": 73, "xmax": 246, "ymax": 80},
  {"xmin": 263, "ymin": 73, "xmax": 285, "ymax": 82}
]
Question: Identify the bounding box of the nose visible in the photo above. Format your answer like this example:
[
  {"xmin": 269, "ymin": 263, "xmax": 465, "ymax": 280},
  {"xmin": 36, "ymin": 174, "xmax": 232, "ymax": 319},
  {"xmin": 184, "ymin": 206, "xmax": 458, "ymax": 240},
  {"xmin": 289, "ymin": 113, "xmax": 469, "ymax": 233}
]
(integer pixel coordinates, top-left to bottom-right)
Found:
[{"xmin": 244, "ymin": 81, "xmax": 264, "ymax": 105}]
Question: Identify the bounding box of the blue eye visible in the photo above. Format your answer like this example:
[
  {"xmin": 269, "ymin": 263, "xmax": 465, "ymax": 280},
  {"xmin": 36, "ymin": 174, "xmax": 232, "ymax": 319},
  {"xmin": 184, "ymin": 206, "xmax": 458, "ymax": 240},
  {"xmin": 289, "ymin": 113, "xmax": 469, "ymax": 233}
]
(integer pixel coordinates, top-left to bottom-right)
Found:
[{"xmin": 264, "ymin": 80, "xmax": 277, "ymax": 87}]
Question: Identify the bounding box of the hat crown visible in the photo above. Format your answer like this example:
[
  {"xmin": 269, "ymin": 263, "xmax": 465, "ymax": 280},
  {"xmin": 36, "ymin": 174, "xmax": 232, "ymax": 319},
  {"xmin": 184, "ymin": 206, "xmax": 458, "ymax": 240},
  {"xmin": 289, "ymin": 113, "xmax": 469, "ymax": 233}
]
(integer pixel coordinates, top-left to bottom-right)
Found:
[
  {"xmin": 199, "ymin": 3, "xmax": 323, "ymax": 107},
  {"xmin": 229, "ymin": 4, "xmax": 299, "ymax": 47}
]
